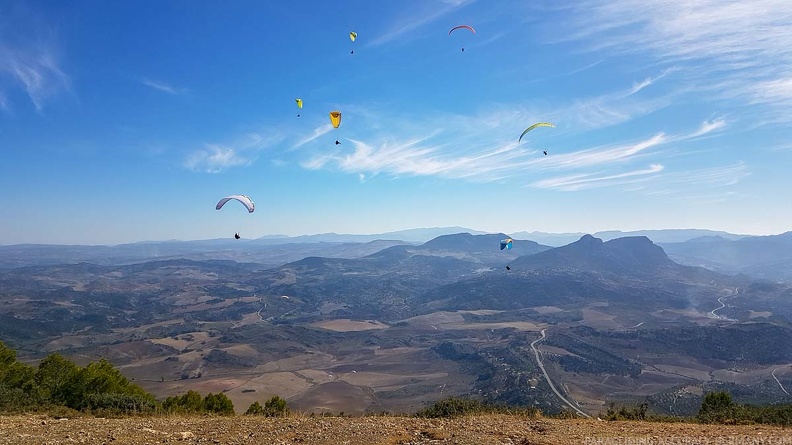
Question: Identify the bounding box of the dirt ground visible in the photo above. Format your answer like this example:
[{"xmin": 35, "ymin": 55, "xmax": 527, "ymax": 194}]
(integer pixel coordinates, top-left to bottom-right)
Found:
[{"xmin": 1, "ymin": 414, "xmax": 790, "ymax": 444}]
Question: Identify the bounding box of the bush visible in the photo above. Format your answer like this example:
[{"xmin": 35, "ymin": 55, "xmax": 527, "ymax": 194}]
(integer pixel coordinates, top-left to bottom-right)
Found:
[
  {"xmin": 245, "ymin": 401, "xmax": 264, "ymax": 415},
  {"xmin": 697, "ymin": 391, "xmax": 792, "ymax": 426},
  {"xmin": 263, "ymin": 396, "xmax": 289, "ymax": 417},
  {"xmin": 415, "ymin": 397, "xmax": 487, "ymax": 418},
  {"xmin": 204, "ymin": 392, "xmax": 235, "ymax": 415},
  {"xmin": 84, "ymin": 393, "xmax": 158, "ymax": 416},
  {"xmin": 602, "ymin": 402, "xmax": 648, "ymax": 421},
  {"xmin": 246, "ymin": 396, "xmax": 289, "ymax": 417},
  {"xmin": 163, "ymin": 390, "xmax": 205, "ymax": 414}
]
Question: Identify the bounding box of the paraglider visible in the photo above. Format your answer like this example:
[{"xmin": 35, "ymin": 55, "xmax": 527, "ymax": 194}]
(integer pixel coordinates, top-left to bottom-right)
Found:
[
  {"xmin": 449, "ymin": 25, "xmax": 475, "ymax": 52},
  {"xmin": 518, "ymin": 122, "xmax": 555, "ymax": 143},
  {"xmin": 216, "ymin": 195, "xmax": 255, "ymax": 213},
  {"xmin": 295, "ymin": 98, "xmax": 303, "ymax": 117},
  {"xmin": 349, "ymin": 32, "xmax": 357, "ymax": 54},
  {"xmin": 329, "ymin": 111, "xmax": 342, "ymax": 145},
  {"xmin": 216, "ymin": 195, "xmax": 254, "ymax": 239},
  {"xmin": 543, "ymin": 150, "xmax": 548, "ymax": 156},
  {"xmin": 501, "ymin": 238, "xmax": 513, "ymax": 271}
]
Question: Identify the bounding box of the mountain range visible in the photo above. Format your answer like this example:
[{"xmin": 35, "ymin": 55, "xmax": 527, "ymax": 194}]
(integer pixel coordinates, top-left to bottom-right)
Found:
[{"xmin": 2, "ymin": 231, "xmax": 791, "ymax": 416}]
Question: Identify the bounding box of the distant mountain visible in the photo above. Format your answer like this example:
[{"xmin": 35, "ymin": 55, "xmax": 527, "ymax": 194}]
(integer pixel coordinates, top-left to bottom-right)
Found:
[
  {"xmin": 592, "ymin": 229, "xmax": 746, "ymax": 243},
  {"xmin": 660, "ymin": 231, "xmax": 792, "ymax": 282},
  {"xmin": 511, "ymin": 235, "xmax": 673, "ymax": 276},
  {"xmin": 412, "ymin": 235, "xmax": 736, "ymax": 316},
  {"xmin": 510, "ymin": 231, "xmax": 587, "ymax": 247},
  {"xmin": 513, "ymin": 229, "xmax": 746, "ymax": 246},
  {"xmin": 0, "ymin": 239, "xmax": 409, "ymax": 269},
  {"xmin": 251, "ymin": 226, "xmax": 487, "ymax": 244},
  {"xmin": 420, "ymin": 233, "xmax": 551, "ymax": 257}
]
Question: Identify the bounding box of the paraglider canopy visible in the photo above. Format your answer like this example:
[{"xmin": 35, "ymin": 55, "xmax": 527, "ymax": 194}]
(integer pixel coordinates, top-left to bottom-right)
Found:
[
  {"xmin": 500, "ymin": 238, "xmax": 513, "ymax": 251},
  {"xmin": 216, "ymin": 195, "xmax": 255, "ymax": 213},
  {"xmin": 329, "ymin": 111, "xmax": 342, "ymax": 129},
  {"xmin": 519, "ymin": 122, "xmax": 555, "ymax": 143},
  {"xmin": 349, "ymin": 32, "xmax": 357, "ymax": 42},
  {"xmin": 234, "ymin": 233, "xmax": 241, "ymax": 240},
  {"xmin": 449, "ymin": 25, "xmax": 476, "ymax": 35},
  {"xmin": 295, "ymin": 98, "xmax": 303, "ymax": 109}
]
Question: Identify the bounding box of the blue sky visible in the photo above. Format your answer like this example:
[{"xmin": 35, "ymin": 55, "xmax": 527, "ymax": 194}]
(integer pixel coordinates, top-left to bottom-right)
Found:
[{"xmin": 2, "ymin": 0, "xmax": 791, "ymax": 245}]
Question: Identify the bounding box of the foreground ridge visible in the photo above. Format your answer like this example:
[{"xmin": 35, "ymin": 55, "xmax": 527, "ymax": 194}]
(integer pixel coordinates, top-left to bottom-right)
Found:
[{"xmin": 1, "ymin": 414, "xmax": 791, "ymax": 445}]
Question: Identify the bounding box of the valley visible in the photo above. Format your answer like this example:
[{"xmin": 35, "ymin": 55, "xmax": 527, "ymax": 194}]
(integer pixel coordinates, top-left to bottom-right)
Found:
[{"xmin": 1, "ymin": 232, "xmax": 791, "ymax": 416}]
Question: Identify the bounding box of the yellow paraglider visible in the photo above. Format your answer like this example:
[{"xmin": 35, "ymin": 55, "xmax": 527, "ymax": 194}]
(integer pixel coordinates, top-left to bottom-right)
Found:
[
  {"xmin": 329, "ymin": 111, "xmax": 342, "ymax": 129},
  {"xmin": 349, "ymin": 32, "xmax": 357, "ymax": 54},
  {"xmin": 330, "ymin": 111, "xmax": 342, "ymax": 145},
  {"xmin": 519, "ymin": 122, "xmax": 555, "ymax": 143},
  {"xmin": 295, "ymin": 98, "xmax": 303, "ymax": 117}
]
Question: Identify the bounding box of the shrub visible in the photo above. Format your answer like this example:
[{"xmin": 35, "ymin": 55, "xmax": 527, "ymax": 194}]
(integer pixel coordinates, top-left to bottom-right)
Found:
[
  {"xmin": 204, "ymin": 392, "xmax": 235, "ymax": 415},
  {"xmin": 263, "ymin": 396, "xmax": 289, "ymax": 417},
  {"xmin": 245, "ymin": 401, "xmax": 264, "ymax": 415},
  {"xmin": 415, "ymin": 397, "xmax": 486, "ymax": 418}
]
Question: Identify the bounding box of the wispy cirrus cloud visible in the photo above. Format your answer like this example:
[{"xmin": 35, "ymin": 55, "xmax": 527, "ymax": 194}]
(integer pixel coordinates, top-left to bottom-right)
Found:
[
  {"xmin": 368, "ymin": 0, "xmax": 475, "ymax": 47},
  {"xmin": 530, "ymin": 164, "xmax": 664, "ymax": 191},
  {"xmin": 184, "ymin": 132, "xmax": 284, "ymax": 173},
  {"xmin": 657, "ymin": 162, "xmax": 750, "ymax": 188},
  {"xmin": 685, "ymin": 118, "xmax": 726, "ymax": 138},
  {"xmin": 300, "ymin": 114, "xmax": 726, "ymax": 186},
  {"xmin": 627, "ymin": 68, "xmax": 675, "ymax": 96},
  {"xmin": 0, "ymin": 44, "xmax": 70, "ymax": 112},
  {"xmin": 562, "ymin": 0, "xmax": 792, "ymax": 117},
  {"xmin": 291, "ymin": 124, "xmax": 334, "ymax": 150},
  {"xmin": 555, "ymin": 69, "xmax": 677, "ymax": 130},
  {"xmin": 0, "ymin": 5, "xmax": 70, "ymax": 112},
  {"xmin": 141, "ymin": 78, "xmax": 186, "ymax": 95},
  {"xmin": 185, "ymin": 145, "xmax": 252, "ymax": 173},
  {"xmin": 536, "ymin": 134, "xmax": 667, "ymax": 170}
]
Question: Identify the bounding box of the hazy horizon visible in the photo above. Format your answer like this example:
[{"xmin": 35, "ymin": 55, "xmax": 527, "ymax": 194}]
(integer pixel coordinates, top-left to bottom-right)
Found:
[{"xmin": 2, "ymin": 225, "xmax": 787, "ymax": 247}]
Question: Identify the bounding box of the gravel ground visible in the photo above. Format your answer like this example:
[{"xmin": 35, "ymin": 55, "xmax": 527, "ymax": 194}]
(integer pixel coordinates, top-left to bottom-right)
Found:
[{"xmin": 1, "ymin": 414, "xmax": 790, "ymax": 444}]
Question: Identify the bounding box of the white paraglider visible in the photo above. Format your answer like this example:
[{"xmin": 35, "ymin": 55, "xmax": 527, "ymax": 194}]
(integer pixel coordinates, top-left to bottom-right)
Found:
[{"xmin": 215, "ymin": 195, "xmax": 255, "ymax": 213}]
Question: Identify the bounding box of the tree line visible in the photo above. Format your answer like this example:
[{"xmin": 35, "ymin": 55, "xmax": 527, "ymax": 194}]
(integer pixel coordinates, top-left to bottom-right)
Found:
[{"xmin": 0, "ymin": 340, "xmax": 287, "ymax": 417}]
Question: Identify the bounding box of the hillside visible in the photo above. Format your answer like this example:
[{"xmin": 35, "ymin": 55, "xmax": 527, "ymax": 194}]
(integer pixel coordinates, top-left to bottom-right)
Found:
[{"xmin": 1, "ymin": 414, "xmax": 791, "ymax": 445}]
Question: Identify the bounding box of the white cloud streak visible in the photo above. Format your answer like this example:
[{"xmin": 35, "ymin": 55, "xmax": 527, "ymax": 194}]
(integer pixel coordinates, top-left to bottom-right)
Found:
[
  {"xmin": 300, "ymin": 115, "xmax": 725, "ymax": 186},
  {"xmin": 658, "ymin": 162, "xmax": 750, "ymax": 188},
  {"xmin": 368, "ymin": 0, "xmax": 474, "ymax": 47},
  {"xmin": 536, "ymin": 134, "xmax": 667, "ymax": 170},
  {"xmin": 555, "ymin": 69, "xmax": 676, "ymax": 130},
  {"xmin": 0, "ymin": 45, "xmax": 70, "ymax": 111},
  {"xmin": 563, "ymin": 0, "xmax": 792, "ymax": 115},
  {"xmin": 184, "ymin": 144, "xmax": 252, "ymax": 173},
  {"xmin": 141, "ymin": 78, "xmax": 186, "ymax": 95},
  {"xmin": 291, "ymin": 124, "xmax": 334, "ymax": 150},
  {"xmin": 531, "ymin": 164, "xmax": 664, "ymax": 191},
  {"xmin": 183, "ymin": 132, "xmax": 284, "ymax": 173}
]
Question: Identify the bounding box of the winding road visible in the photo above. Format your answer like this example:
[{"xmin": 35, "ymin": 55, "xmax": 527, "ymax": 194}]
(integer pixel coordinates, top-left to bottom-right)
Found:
[
  {"xmin": 772, "ymin": 367, "xmax": 790, "ymax": 396},
  {"xmin": 710, "ymin": 288, "xmax": 739, "ymax": 319},
  {"xmin": 530, "ymin": 329, "xmax": 591, "ymax": 418}
]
